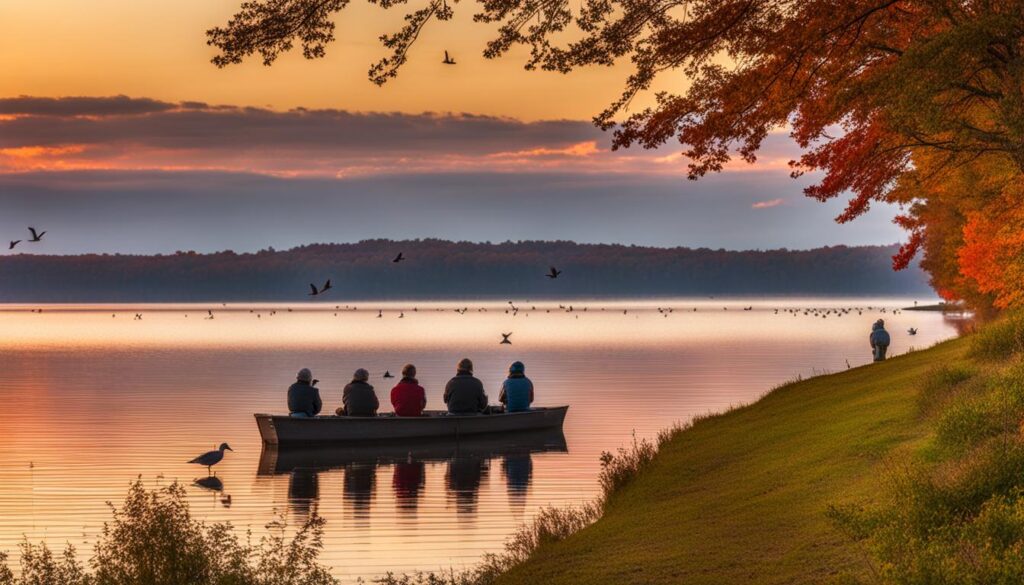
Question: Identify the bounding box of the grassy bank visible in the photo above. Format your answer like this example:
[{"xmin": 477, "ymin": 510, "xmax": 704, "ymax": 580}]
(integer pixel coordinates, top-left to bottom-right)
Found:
[{"xmin": 494, "ymin": 333, "xmax": 979, "ymax": 584}]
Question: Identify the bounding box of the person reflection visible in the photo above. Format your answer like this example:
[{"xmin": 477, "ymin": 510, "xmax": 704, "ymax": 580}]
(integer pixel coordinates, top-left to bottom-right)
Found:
[
  {"xmin": 445, "ymin": 456, "xmax": 488, "ymax": 515},
  {"xmin": 502, "ymin": 452, "xmax": 533, "ymax": 513},
  {"xmin": 288, "ymin": 468, "xmax": 319, "ymax": 519},
  {"xmin": 343, "ymin": 462, "xmax": 377, "ymax": 520},
  {"xmin": 392, "ymin": 456, "xmax": 426, "ymax": 514}
]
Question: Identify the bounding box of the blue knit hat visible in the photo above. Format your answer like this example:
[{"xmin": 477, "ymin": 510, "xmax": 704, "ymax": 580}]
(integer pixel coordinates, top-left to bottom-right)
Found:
[{"xmin": 509, "ymin": 361, "xmax": 525, "ymax": 375}]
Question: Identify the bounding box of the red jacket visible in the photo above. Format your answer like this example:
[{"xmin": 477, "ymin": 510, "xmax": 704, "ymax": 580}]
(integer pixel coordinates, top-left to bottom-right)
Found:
[{"xmin": 391, "ymin": 378, "xmax": 427, "ymax": 416}]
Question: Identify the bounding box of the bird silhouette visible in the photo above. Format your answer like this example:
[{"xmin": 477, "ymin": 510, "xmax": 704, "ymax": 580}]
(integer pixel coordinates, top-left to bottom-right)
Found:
[
  {"xmin": 27, "ymin": 227, "xmax": 45, "ymax": 242},
  {"xmin": 907, "ymin": 327, "xmax": 918, "ymax": 335},
  {"xmin": 308, "ymin": 279, "xmax": 332, "ymax": 296},
  {"xmin": 501, "ymin": 332, "xmax": 512, "ymax": 344},
  {"xmin": 393, "ymin": 252, "xmax": 405, "ymax": 263},
  {"xmin": 320, "ymin": 279, "xmax": 332, "ymax": 293},
  {"xmin": 8, "ymin": 240, "xmax": 20, "ymax": 250},
  {"xmin": 383, "ymin": 370, "xmax": 395, "ymax": 378},
  {"xmin": 443, "ymin": 50, "xmax": 456, "ymax": 65},
  {"xmin": 188, "ymin": 443, "xmax": 233, "ymax": 476},
  {"xmin": 546, "ymin": 266, "xmax": 562, "ymax": 279},
  {"xmin": 308, "ymin": 283, "xmax": 319, "ymax": 296}
]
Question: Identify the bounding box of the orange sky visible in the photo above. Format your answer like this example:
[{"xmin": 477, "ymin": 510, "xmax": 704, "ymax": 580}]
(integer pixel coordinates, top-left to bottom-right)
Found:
[{"xmin": 0, "ymin": 0, "xmax": 683, "ymax": 120}]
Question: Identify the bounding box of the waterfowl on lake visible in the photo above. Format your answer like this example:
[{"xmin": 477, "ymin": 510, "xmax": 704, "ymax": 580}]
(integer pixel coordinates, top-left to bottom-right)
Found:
[{"xmin": 189, "ymin": 443, "xmax": 233, "ymax": 475}]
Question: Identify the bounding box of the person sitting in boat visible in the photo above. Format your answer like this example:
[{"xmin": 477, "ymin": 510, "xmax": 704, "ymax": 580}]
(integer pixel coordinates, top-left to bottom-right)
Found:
[
  {"xmin": 337, "ymin": 368, "xmax": 380, "ymax": 417},
  {"xmin": 288, "ymin": 368, "xmax": 322, "ymax": 418},
  {"xmin": 444, "ymin": 358, "xmax": 488, "ymax": 414},
  {"xmin": 498, "ymin": 361, "xmax": 534, "ymax": 413},
  {"xmin": 870, "ymin": 319, "xmax": 891, "ymax": 362},
  {"xmin": 391, "ymin": 364, "xmax": 427, "ymax": 417}
]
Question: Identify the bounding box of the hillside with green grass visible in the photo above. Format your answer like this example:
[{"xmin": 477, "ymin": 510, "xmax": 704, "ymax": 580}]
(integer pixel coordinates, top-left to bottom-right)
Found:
[{"xmin": 494, "ymin": 314, "xmax": 1024, "ymax": 585}]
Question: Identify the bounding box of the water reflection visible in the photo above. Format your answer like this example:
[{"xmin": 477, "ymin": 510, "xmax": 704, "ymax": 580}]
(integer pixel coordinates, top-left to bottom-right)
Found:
[
  {"xmin": 193, "ymin": 476, "xmax": 224, "ymax": 492},
  {"xmin": 393, "ymin": 458, "xmax": 426, "ymax": 513},
  {"xmin": 288, "ymin": 469, "xmax": 319, "ymax": 519},
  {"xmin": 259, "ymin": 429, "xmax": 567, "ymax": 520}
]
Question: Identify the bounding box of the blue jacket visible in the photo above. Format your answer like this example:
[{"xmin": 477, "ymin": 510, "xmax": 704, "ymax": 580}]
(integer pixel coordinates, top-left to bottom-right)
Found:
[
  {"xmin": 870, "ymin": 323, "xmax": 890, "ymax": 347},
  {"xmin": 499, "ymin": 375, "xmax": 534, "ymax": 413}
]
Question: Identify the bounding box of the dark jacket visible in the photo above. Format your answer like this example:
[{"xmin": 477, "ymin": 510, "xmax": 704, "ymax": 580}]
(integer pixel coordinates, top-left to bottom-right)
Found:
[
  {"xmin": 444, "ymin": 371, "xmax": 488, "ymax": 414},
  {"xmin": 870, "ymin": 322, "xmax": 891, "ymax": 347},
  {"xmin": 391, "ymin": 378, "xmax": 427, "ymax": 417},
  {"xmin": 342, "ymin": 380, "xmax": 379, "ymax": 416},
  {"xmin": 287, "ymin": 381, "xmax": 322, "ymax": 417},
  {"xmin": 499, "ymin": 374, "xmax": 534, "ymax": 412}
]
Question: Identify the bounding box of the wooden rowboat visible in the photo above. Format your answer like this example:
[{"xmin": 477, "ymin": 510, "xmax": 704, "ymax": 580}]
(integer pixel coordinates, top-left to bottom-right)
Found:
[
  {"xmin": 258, "ymin": 427, "xmax": 568, "ymax": 475},
  {"xmin": 255, "ymin": 406, "xmax": 569, "ymax": 445}
]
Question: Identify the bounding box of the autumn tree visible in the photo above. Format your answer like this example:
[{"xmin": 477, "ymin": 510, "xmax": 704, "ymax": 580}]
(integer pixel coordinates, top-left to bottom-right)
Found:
[{"xmin": 208, "ymin": 0, "xmax": 1024, "ymax": 311}]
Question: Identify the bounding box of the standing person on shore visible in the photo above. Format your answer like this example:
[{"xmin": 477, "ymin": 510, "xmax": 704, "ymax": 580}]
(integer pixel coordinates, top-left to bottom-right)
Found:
[
  {"xmin": 288, "ymin": 368, "xmax": 322, "ymax": 417},
  {"xmin": 498, "ymin": 361, "xmax": 534, "ymax": 413},
  {"xmin": 870, "ymin": 319, "xmax": 891, "ymax": 362},
  {"xmin": 391, "ymin": 364, "xmax": 427, "ymax": 416},
  {"xmin": 444, "ymin": 358, "xmax": 488, "ymax": 414},
  {"xmin": 338, "ymin": 368, "xmax": 379, "ymax": 416}
]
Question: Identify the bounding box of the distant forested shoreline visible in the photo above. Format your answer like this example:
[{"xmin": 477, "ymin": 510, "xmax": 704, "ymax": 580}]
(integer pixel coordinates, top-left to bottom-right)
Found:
[{"xmin": 0, "ymin": 239, "xmax": 933, "ymax": 302}]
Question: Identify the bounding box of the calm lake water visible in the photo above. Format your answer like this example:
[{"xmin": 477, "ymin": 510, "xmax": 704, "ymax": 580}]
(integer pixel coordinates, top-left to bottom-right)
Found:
[{"xmin": 0, "ymin": 298, "xmax": 966, "ymax": 580}]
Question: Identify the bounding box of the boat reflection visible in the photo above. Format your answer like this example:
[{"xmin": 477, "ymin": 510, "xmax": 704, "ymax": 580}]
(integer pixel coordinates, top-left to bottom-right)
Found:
[{"xmin": 258, "ymin": 429, "xmax": 567, "ymax": 517}]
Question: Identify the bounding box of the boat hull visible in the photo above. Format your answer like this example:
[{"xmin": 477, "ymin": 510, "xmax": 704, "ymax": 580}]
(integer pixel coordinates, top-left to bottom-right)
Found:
[{"xmin": 255, "ymin": 406, "xmax": 569, "ymax": 445}]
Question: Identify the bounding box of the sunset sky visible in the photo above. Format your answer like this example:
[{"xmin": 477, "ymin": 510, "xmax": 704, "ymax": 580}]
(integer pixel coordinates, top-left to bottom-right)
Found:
[{"xmin": 1, "ymin": 0, "xmax": 907, "ymax": 254}]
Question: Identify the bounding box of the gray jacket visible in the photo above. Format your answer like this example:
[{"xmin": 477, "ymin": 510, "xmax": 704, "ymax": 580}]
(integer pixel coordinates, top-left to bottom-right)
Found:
[
  {"xmin": 342, "ymin": 380, "xmax": 379, "ymax": 416},
  {"xmin": 444, "ymin": 371, "xmax": 488, "ymax": 414},
  {"xmin": 288, "ymin": 381, "xmax": 322, "ymax": 417}
]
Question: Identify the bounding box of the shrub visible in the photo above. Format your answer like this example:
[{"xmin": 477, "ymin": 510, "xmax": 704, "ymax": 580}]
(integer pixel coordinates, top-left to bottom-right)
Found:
[
  {"xmin": 970, "ymin": 311, "xmax": 1024, "ymax": 361},
  {"xmin": 0, "ymin": 480, "xmax": 338, "ymax": 585}
]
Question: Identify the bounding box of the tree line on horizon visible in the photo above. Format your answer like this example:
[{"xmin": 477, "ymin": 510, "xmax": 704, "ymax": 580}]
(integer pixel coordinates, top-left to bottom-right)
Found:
[{"xmin": 0, "ymin": 240, "xmax": 932, "ymax": 302}]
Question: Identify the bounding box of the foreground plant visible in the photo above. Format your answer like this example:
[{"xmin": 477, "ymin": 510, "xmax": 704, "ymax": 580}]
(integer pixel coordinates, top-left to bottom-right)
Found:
[{"xmin": 0, "ymin": 480, "xmax": 338, "ymax": 585}]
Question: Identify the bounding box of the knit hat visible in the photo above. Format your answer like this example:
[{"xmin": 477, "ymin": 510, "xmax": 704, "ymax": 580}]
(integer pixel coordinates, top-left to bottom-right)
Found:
[
  {"xmin": 297, "ymin": 368, "xmax": 313, "ymax": 382},
  {"xmin": 509, "ymin": 361, "xmax": 525, "ymax": 375},
  {"xmin": 402, "ymin": 364, "xmax": 416, "ymax": 378},
  {"xmin": 457, "ymin": 358, "xmax": 473, "ymax": 373},
  {"xmin": 353, "ymin": 368, "xmax": 369, "ymax": 382}
]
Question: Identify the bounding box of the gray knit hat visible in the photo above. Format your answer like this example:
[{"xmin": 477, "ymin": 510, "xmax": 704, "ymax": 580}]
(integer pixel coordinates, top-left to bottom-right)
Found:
[
  {"xmin": 353, "ymin": 368, "xmax": 370, "ymax": 382},
  {"xmin": 297, "ymin": 368, "xmax": 313, "ymax": 382}
]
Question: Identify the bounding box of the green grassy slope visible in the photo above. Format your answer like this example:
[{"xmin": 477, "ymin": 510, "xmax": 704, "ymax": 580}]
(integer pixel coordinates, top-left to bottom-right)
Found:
[{"xmin": 497, "ymin": 338, "xmax": 969, "ymax": 585}]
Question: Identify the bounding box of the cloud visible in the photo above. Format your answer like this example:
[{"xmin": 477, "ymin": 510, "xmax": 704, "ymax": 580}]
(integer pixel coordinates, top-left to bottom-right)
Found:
[
  {"xmin": 0, "ymin": 95, "xmax": 808, "ymax": 177},
  {"xmin": 752, "ymin": 198, "xmax": 786, "ymax": 209},
  {"xmin": 0, "ymin": 95, "xmax": 179, "ymax": 117}
]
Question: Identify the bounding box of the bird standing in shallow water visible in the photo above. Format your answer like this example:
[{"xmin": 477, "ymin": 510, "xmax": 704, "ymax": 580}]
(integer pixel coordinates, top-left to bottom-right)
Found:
[{"xmin": 188, "ymin": 443, "xmax": 232, "ymax": 476}]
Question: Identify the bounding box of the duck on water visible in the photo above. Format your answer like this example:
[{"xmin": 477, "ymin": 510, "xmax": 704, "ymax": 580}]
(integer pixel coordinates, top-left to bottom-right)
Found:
[{"xmin": 258, "ymin": 360, "xmax": 568, "ymax": 445}]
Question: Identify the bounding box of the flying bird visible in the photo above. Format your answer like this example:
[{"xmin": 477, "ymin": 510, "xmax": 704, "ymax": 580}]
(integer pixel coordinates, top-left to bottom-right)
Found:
[
  {"xmin": 443, "ymin": 50, "xmax": 456, "ymax": 65},
  {"xmin": 308, "ymin": 280, "xmax": 332, "ymax": 296},
  {"xmin": 907, "ymin": 327, "xmax": 918, "ymax": 335},
  {"xmin": 28, "ymin": 227, "xmax": 45, "ymax": 242},
  {"xmin": 501, "ymin": 332, "xmax": 512, "ymax": 344},
  {"xmin": 320, "ymin": 279, "xmax": 332, "ymax": 293},
  {"xmin": 8, "ymin": 240, "xmax": 20, "ymax": 250},
  {"xmin": 188, "ymin": 443, "xmax": 233, "ymax": 476},
  {"xmin": 393, "ymin": 252, "xmax": 406, "ymax": 263},
  {"xmin": 546, "ymin": 266, "xmax": 562, "ymax": 279}
]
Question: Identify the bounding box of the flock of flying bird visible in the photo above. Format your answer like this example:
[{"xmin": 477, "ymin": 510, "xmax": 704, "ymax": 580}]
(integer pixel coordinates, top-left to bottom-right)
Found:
[{"xmin": 7, "ymin": 227, "xmax": 45, "ymax": 250}]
